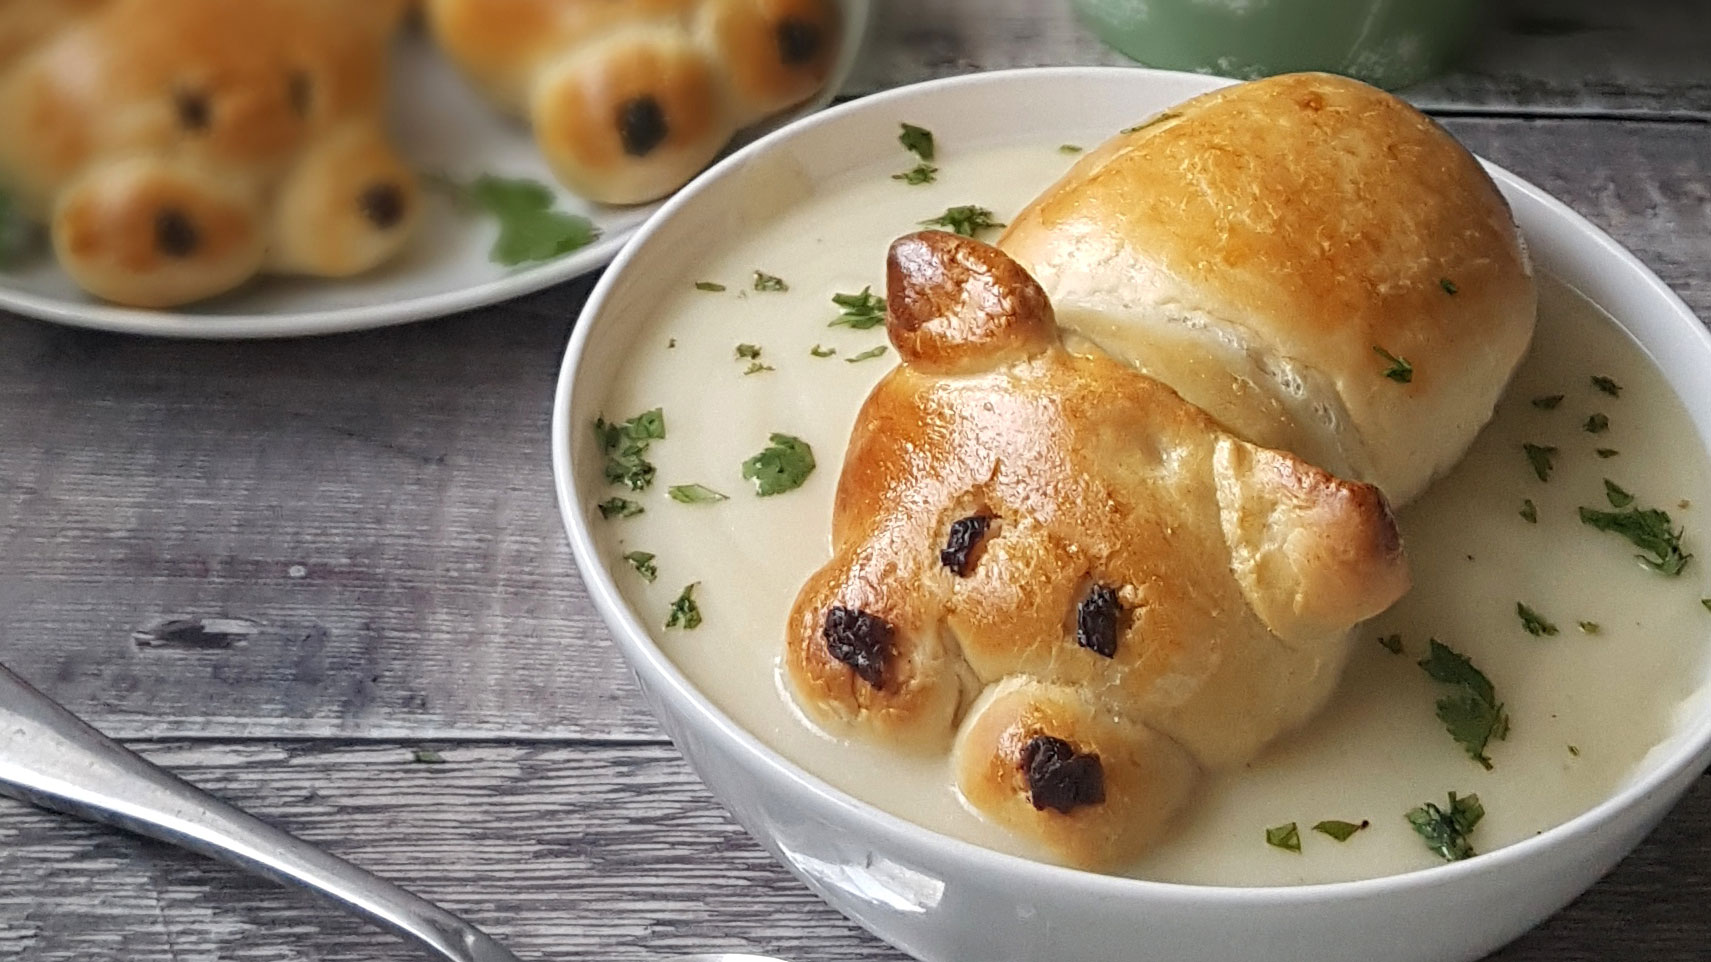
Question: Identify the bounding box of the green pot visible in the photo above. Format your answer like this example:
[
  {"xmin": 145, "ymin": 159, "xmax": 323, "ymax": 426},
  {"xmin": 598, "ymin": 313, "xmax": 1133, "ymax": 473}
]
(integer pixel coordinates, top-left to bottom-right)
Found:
[{"xmin": 1071, "ymin": 0, "xmax": 1482, "ymax": 90}]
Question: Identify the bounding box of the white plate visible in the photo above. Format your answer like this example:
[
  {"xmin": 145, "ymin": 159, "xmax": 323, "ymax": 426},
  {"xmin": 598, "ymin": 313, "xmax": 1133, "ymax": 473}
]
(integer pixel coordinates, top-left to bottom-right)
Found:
[
  {"xmin": 0, "ymin": 3, "xmax": 869, "ymax": 339},
  {"xmin": 553, "ymin": 68, "xmax": 1711, "ymax": 962}
]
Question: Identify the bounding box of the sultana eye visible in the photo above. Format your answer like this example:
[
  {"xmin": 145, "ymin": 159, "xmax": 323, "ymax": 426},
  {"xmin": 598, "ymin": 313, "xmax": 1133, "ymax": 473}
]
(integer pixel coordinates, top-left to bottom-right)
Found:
[
  {"xmin": 288, "ymin": 70, "xmax": 312, "ymax": 117},
  {"xmin": 174, "ymin": 89, "xmax": 210, "ymax": 131}
]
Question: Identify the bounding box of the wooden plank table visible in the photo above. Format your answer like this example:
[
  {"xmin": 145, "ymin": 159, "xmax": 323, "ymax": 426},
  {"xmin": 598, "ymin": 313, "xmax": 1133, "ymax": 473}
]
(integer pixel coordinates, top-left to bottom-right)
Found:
[{"xmin": 2, "ymin": 0, "xmax": 1708, "ymax": 958}]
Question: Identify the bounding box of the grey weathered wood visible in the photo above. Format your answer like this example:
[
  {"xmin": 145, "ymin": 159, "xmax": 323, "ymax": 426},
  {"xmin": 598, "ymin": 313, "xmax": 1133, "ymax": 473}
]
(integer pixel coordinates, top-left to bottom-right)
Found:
[
  {"xmin": 847, "ymin": 0, "xmax": 1711, "ymax": 118},
  {"xmin": 2, "ymin": 740, "xmax": 1709, "ymax": 962},
  {"xmin": 0, "ymin": 115, "xmax": 1705, "ymax": 742}
]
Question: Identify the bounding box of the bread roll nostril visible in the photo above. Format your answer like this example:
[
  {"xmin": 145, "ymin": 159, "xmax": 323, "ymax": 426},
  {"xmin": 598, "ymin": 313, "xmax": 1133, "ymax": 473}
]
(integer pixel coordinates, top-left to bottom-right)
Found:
[
  {"xmin": 358, "ymin": 183, "xmax": 406, "ymax": 230},
  {"xmin": 616, "ymin": 96, "xmax": 668, "ymax": 157},
  {"xmin": 775, "ymin": 18, "xmax": 823, "ymax": 65},
  {"xmin": 154, "ymin": 208, "xmax": 199, "ymax": 258}
]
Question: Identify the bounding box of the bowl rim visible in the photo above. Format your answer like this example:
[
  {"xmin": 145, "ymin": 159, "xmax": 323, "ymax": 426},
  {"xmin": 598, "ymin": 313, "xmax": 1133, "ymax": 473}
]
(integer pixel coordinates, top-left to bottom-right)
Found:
[{"xmin": 551, "ymin": 65, "xmax": 1711, "ymax": 903}]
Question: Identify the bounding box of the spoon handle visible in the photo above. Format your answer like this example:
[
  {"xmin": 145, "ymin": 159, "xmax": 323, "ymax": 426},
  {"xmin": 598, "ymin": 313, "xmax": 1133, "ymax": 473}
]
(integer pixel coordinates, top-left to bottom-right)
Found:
[{"xmin": 0, "ymin": 663, "xmax": 522, "ymax": 962}]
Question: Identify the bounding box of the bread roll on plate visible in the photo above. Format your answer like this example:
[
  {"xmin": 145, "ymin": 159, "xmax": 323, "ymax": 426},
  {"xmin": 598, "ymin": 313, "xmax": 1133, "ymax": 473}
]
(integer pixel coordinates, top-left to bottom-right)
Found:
[
  {"xmin": 784, "ymin": 231, "xmax": 1409, "ymax": 868},
  {"xmin": 1000, "ymin": 72, "xmax": 1537, "ymax": 506}
]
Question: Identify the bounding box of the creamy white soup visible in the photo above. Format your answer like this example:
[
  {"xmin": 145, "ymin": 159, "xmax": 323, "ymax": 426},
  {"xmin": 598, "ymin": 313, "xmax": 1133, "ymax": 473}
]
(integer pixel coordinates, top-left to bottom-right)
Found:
[{"xmin": 589, "ymin": 142, "xmax": 1711, "ymax": 885}]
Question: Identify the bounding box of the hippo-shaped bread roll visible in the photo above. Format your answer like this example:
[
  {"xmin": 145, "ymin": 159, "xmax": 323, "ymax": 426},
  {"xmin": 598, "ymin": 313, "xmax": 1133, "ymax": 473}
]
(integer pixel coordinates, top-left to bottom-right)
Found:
[
  {"xmin": 0, "ymin": 0, "xmax": 419, "ymax": 308},
  {"xmin": 785, "ymin": 231, "xmax": 1410, "ymax": 869},
  {"xmin": 426, "ymin": 0, "xmax": 840, "ymax": 204}
]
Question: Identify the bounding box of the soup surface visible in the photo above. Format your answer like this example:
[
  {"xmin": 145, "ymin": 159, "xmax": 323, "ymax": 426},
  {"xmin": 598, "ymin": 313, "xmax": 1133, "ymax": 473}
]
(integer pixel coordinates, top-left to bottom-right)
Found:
[{"xmin": 590, "ymin": 142, "xmax": 1711, "ymax": 884}]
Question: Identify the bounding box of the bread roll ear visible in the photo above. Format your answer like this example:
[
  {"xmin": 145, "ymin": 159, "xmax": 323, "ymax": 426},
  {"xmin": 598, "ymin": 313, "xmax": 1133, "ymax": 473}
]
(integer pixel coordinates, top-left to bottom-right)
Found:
[
  {"xmin": 886, "ymin": 230, "xmax": 1059, "ymax": 376},
  {"xmin": 1001, "ymin": 72, "xmax": 1537, "ymax": 506}
]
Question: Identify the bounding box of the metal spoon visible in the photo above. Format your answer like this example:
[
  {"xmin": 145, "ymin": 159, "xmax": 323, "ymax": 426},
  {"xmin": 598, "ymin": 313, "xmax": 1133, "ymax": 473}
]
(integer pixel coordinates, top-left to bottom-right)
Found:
[{"xmin": 0, "ymin": 662, "xmax": 782, "ymax": 962}]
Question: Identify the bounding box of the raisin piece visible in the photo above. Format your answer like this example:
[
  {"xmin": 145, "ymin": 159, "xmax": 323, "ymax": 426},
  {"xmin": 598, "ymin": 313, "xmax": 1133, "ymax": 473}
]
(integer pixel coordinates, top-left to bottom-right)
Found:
[
  {"xmin": 775, "ymin": 18, "xmax": 824, "ymax": 65},
  {"xmin": 617, "ymin": 96, "xmax": 668, "ymax": 157},
  {"xmin": 1075, "ymin": 584, "xmax": 1122, "ymax": 658},
  {"xmin": 154, "ymin": 209, "xmax": 198, "ymax": 258},
  {"xmin": 358, "ymin": 183, "xmax": 406, "ymax": 229},
  {"xmin": 288, "ymin": 71, "xmax": 313, "ymax": 117},
  {"xmin": 174, "ymin": 89, "xmax": 210, "ymax": 131},
  {"xmin": 821, "ymin": 605, "xmax": 894, "ymax": 689},
  {"xmin": 1021, "ymin": 735, "xmax": 1105, "ymax": 813},
  {"xmin": 939, "ymin": 514, "xmax": 993, "ymax": 576}
]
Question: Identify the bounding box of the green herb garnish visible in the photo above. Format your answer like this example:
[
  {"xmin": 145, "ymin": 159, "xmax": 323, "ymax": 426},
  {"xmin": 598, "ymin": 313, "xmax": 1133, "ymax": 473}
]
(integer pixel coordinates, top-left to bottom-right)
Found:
[
  {"xmin": 898, "ymin": 123, "xmax": 935, "ymax": 161},
  {"xmin": 1591, "ymin": 375, "xmax": 1622, "ymax": 397},
  {"xmin": 1440, "ymin": 278, "xmax": 1458, "ymax": 295},
  {"xmin": 412, "ymin": 749, "xmax": 445, "ymax": 765},
  {"xmin": 846, "ymin": 346, "xmax": 889, "ymax": 364},
  {"xmin": 920, "ymin": 205, "xmax": 1004, "ymax": 237},
  {"xmin": 623, "ymin": 550, "xmax": 658, "ymax": 582},
  {"xmin": 1604, "ymin": 479, "xmax": 1634, "ymax": 508},
  {"xmin": 668, "ymin": 483, "xmax": 729, "ymax": 504},
  {"xmin": 452, "ymin": 175, "xmax": 600, "ymax": 265},
  {"xmin": 1596, "ymin": 448, "xmax": 1619, "ymax": 458},
  {"xmin": 892, "ymin": 162, "xmax": 938, "ymax": 185},
  {"xmin": 1373, "ymin": 346, "xmax": 1413, "ymax": 383},
  {"xmin": 1568, "ymin": 745, "xmax": 1581, "ymax": 756},
  {"xmin": 1532, "ymin": 394, "xmax": 1565, "ymax": 410},
  {"xmin": 1579, "ymin": 620, "xmax": 1601, "ymax": 634},
  {"xmin": 1579, "ymin": 493, "xmax": 1691, "ymax": 576},
  {"xmin": 1264, "ymin": 823, "xmax": 1301, "ymax": 853},
  {"xmin": 830, "ymin": 287, "xmax": 886, "ymax": 329},
  {"xmin": 1522, "ymin": 443, "xmax": 1558, "ymax": 482},
  {"xmin": 694, "ymin": 280, "xmax": 726, "ymax": 292},
  {"xmin": 741, "ymin": 433, "xmax": 816, "ymax": 497},
  {"xmin": 1406, "ymin": 792, "xmax": 1484, "ymax": 862},
  {"xmin": 1120, "ymin": 111, "xmax": 1179, "ymax": 134},
  {"xmin": 1516, "ymin": 602, "xmax": 1559, "ymax": 637},
  {"xmin": 743, "ymin": 362, "xmax": 775, "ymax": 375},
  {"xmin": 1584, "ymin": 413, "xmax": 1609, "ymax": 434},
  {"xmin": 1520, "ymin": 499, "xmax": 1537, "ymax": 524},
  {"xmin": 753, "ymin": 271, "xmax": 788, "ymax": 292},
  {"xmin": 665, "ymin": 583, "xmax": 702, "ymax": 629},
  {"xmin": 1058, "ymin": 144, "xmax": 1083, "ymax": 154},
  {"xmin": 1377, "ymin": 634, "xmax": 1403, "ymax": 654},
  {"xmin": 0, "ymin": 190, "xmax": 32, "ymax": 267},
  {"xmin": 1418, "ymin": 640, "xmax": 1509, "ymax": 770},
  {"xmin": 597, "ymin": 497, "xmax": 643, "ymax": 520},
  {"xmin": 810, "ymin": 344, "xmax": 837, "ymax": 358},
  {"xmin": 595, "ymin": 408, "xmax": 665, "ymax": 491},
  {"xmin": 735, "ymin": 343, "xmax": 762, "ymax": 360},
  {"xmin": 1702, "ymin": 599, "xmax": 1711, "ymax": 613},
  {"xmin": 1313, "ymin": 819, "xmax": 1369, "ymax": 842}
]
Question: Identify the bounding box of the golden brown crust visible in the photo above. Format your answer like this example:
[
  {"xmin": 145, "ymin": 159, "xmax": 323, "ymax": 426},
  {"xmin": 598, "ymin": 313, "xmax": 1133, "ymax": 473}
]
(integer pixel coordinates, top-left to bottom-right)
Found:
[
  {"xmin": 1000, "ymin": 72, "xmax": 1537, "ymax": 506},
  {"xmin": 426, "ymin": 0, "xmax": 840, "ymax": 204},
  {"xmin": 0, "ymin": 0, "xmax": 418, "ymax": 306},
  {"xmin": 784, "ymin": 232, "xmax": 1410, "ymax": 867}
]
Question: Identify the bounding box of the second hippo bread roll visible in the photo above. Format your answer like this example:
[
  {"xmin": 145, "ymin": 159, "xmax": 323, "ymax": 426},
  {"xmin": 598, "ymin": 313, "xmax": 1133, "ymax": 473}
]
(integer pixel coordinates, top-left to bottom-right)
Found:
[
  {"xmin": 426, "ymin": 0, "xmax": 841, "ymax": 205},
  {"xmin": 999, "ymin": 72, "xmax": 1537, "ymax": 507}
]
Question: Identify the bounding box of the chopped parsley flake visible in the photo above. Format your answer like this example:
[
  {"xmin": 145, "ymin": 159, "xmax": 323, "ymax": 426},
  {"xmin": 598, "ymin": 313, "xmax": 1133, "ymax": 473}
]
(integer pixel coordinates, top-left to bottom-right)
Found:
[
  {"xmin": 830, "ymin": 287, "xmax": 886, "ymax": 329},
  {"xmin": 1703, "ymin": 599, "xmax": 1711, "ymax": 613},
  {"xmin": 1584, "ymin": 413, "xmax": 1609, "ymax": 434},
  {"xmin": 595, "ymin": 408, "xmax": 666, "ymax": 491},
  {"xmin": 1532, "ymin": 394, "xmax": 1565, "ymax": 410},
  {"xmin": 597, "ymin": 497, "xmax": 643, "ymax": 520},
  {"xmin": 892, "ymin": 162, "xmax": 938, "ymax": 185},
  {"xmin": 735, "ymin": 343, "xmax": 762, "ymax": 360},
  {"xmin": 810, "ymin": 344, "xmax": 837, "ymax": 358},
  {"xmin": 1522, "ymin": 443, "xmax": 1558, "ymax": 482},
  {"xmin": 448, "ymin": 175, "xmax": 600, "ymax": 265},
  {"xmin": 1264, "ymin": 822, "xmax": 1301, "ymax": 853},
  {"xmin": 898, "ymin": 123, "xmax": 935, "ymax": 161},
  {"xmin": 1058, "ymin": 144, "xmax": 1083, "ymax": 154},
  {"xmin": 1373, "ymin": 346, "xmax": 1413, "ymax": 383},
  {"xmin": 1520, "ymin": 499, "xmax": 1538, "ymax": 524},
  {"xmin": 668, "ymin": 483, "xmax": 729, "ymax": 504},
  {"xmin": 1579, "ymin": 492, "xmax": 1691, "ymax": 576},
  {"xmin": 1377, "ymin": 634, "xmax": 1404, "ymax": 654},
  {"xmin": 1596, "ymin": 448, "xmax": 1620, "ymax": 459},
  {"xmin": 742, "ymin": 361, "xmax": 775, "ymax": 375},
  {"xmin": 412, "ymin": 748, "xmax": 445, "ymax": 764},
  {"xmin": 1121, "ymin": 111, "xmax": 1179, "ymax": 134},
  {"xmin": 1406, "ymin": 791, "xmax": 1484, "ymax": 862},
  {"xmin": 1579, "ymin": 620, "xmax": 1601, "ymax": 634},
  {"xmin": 623, "ymin": 550, "xmax": 658, "ymax": 582},
  {"xmin": 1418, "ymin": 640, "xmax": 1509, "ymax": 770},
  {"xmin": 1568, "ymin": 745, "xmax": 1581, "ymax": 756},
  {"xmin": 665, "ymin": 583, "xmax": 702, "ymax": 630},
  {"xmin": 1517, "ymin": 602, "xmax": 1559, "ymax": 637},
  {"xmin": 1440, "ymin": 278, "xmax": 1459, "ymax": 295},
  {"xmin": 742, "ymin": 433, "xmax": 816, "ymax": 496},
  {"xmin": 752, "ymin": 271, "xmax": 788, "ymax": 292},
  {"xmin": 920, "ymin": 205, "xmax": 1004, "ymax": 237},
  {"xmin": 1313, "ymin": 819, "xmax": 1369, "ymax": 842},
  {"xmin": 1591, "ymin": 375, "xmax": 1622, "ymax": 397},
  {"xmin": 694, "ymin": 280, "xmax": 726, "ymax": 292},
  {"xmin": 846, "ymin": 346, "xmax": 889, "ymax": 363}
]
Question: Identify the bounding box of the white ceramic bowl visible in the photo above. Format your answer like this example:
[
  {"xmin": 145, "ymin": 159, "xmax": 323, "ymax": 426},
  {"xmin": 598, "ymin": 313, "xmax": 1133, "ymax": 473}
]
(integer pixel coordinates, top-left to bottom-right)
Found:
[{"xmin": 551, "ymin": 68, "xmax": 1711, "ymax": 962}]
